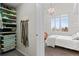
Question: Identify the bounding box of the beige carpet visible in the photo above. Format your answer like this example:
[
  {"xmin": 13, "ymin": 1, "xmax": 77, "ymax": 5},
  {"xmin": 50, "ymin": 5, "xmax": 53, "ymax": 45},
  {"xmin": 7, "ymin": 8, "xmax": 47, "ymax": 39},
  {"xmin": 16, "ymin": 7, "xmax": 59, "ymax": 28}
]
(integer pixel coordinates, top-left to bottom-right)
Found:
[{"xmin": 45, "ymin": 46, "xmax": 79, "ymax": 56}]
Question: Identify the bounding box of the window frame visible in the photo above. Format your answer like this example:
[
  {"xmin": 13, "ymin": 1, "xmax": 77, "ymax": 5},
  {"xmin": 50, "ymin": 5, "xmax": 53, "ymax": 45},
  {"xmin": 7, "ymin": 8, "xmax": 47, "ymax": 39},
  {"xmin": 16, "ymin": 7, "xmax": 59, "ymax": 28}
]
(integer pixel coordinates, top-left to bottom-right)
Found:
[{"xmin": 51, "ymin": 15, "xmax": 69, "ymax": 32}]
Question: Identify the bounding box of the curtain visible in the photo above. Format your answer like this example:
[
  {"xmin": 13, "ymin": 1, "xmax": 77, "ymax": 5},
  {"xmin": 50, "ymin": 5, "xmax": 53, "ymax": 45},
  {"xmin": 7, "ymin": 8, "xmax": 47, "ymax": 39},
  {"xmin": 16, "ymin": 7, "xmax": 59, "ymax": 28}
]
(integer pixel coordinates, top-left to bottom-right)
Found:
[{"xmin": 20, "ymin": 20, "xmax": 29, "ymax": 47}]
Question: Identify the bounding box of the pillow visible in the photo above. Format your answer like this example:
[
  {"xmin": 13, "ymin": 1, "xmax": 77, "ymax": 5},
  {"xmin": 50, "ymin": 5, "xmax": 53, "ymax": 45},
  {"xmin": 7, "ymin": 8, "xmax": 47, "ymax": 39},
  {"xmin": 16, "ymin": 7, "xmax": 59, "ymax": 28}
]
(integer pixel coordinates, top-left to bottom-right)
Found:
[
  {"xmin": 72, "ymin": 33, "xmax": 79, "ymax": 40},
  {"xmin": 72, "ymin": 34, "xmax": 77, "ymax": 39},
  {"xmin": 76, "ymin": 32, "xmax": 79, "ymax": 36}
]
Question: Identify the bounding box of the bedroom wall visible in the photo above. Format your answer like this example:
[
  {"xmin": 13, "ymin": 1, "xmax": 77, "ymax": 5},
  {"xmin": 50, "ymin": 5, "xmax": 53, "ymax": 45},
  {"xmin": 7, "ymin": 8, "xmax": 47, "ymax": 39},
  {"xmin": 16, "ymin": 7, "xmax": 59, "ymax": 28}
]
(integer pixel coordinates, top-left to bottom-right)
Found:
[
  {"xmin": 16, "ymin": 3, "xmax": 45, "ymax": 56},
  {"xmin": 43, "ymin": 3, "xmax": 79, "ymax": 36},
  {"xmin": 16, "ymin": 3, "xmax": 37, "ymax": 56}
]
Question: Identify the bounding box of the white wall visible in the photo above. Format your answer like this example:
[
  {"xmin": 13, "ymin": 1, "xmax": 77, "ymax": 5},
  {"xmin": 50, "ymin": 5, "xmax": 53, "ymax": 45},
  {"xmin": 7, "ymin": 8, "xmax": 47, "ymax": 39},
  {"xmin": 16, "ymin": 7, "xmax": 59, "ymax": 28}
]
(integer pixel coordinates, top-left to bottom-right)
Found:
[
  {"xmin": 16, "ymin": 3, "xmax": 45, "ymax": 56},
  {"xmin": 43, "ymin": 3, "xmax": 79, "ymax": 36},
  {"xmin": 16, "ymin": 3, "xmax": 37, "ymax": 56}
]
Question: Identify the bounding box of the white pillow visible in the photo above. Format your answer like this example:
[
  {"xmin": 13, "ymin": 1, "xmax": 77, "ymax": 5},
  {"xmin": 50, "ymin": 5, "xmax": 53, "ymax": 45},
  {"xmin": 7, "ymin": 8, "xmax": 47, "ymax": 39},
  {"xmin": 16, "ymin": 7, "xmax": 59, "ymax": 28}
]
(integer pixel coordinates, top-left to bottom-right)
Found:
[
  {"xmin": 76, "ymin": 32, "xmax": 79, "ymax": 36},
  {"xmin": 72, "ymin": 34, "xmax": 77, "ymax": 39},
  {"xmin": 72, "ymin": 33, "xmax": 79, "ymax": 40}
]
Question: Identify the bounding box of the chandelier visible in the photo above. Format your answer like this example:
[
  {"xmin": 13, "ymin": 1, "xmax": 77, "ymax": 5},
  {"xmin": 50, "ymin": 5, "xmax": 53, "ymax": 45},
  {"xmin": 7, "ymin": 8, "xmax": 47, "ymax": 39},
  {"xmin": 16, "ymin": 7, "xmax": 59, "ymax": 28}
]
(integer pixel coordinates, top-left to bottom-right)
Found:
[{"xmin": 48, "ymin": 8, "xmax": 55, "ymax": 16}]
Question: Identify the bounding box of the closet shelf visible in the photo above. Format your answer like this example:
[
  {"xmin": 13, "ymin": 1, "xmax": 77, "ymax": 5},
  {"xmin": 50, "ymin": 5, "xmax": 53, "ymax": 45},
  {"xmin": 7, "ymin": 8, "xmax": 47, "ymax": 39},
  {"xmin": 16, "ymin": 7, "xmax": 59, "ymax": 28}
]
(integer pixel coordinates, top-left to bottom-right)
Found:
[
  {"xmin": 0, "ymin": 34, "xmax": 16, "ymax": 36},
  {"xmin": 2, "ymin": 27, "xmax": 16, "ymax": 29},
  {"xmin": 3, "ymin": 22, "xmax": 16, "ymax": 25},
  {"xmin": 1, "ymin": 43, "xmax": 16, "ymax": 45},
  {"xmin": 0, "ymin": 3, "xmax": 16, "ymax": 53},
  {"xmin": 1, "ymin": 40, "xmax": 16, "ymax": 42},
  {"xmin": 2, "ymin": 12, "xmax": 16, "ymax": 17},
  {"xmin": 0, "ymin": 32, "xmax": 16, "ymax": 34},
  {"xmin": 0, "ymin": 7, "xmax": 16, "ymax": 13},
  {"xmin": 1, "ymin": 46, "xmax": 16, "ymax": 52},
  {"xmin": 1, "ymin": 46, "xmax": 15, "ymax": 49},
  {"xmin": 2, "ymin": 17, "xmax": 16, "ymax": 21}
]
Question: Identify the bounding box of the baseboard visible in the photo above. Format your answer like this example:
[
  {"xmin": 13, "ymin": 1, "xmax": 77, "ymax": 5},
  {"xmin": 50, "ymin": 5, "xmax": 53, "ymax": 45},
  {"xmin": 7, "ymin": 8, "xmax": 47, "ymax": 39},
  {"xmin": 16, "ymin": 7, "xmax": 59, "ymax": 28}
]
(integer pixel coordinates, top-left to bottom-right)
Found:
[{"xmin": 16, "ymin": 48, "xmax": 29, "ymax": 56}]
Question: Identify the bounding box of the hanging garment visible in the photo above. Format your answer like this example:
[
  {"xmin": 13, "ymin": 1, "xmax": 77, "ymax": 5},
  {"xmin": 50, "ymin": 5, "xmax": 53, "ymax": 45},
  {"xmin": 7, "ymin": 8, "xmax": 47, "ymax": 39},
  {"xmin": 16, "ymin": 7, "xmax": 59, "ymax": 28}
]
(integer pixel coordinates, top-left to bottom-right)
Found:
[{"xmin": 20, "ymin": 20, "xmax": 29, "ymax": 47}]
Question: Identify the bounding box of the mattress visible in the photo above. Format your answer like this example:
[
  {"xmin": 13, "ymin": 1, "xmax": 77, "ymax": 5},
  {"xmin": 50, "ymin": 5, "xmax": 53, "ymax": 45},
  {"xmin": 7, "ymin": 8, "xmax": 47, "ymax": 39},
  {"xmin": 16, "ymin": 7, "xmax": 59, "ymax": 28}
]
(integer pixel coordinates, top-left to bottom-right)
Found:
[
  {"xmin": 48, "ymin": 35, "xmax": 59, "ymax": 38},
  {"xmin": 56, "ymin": 36, "xmax": 73, "ymax": 40},
  {"xmin": 55, "ymin": 36, "xmax": 79, "ymax": 51}
]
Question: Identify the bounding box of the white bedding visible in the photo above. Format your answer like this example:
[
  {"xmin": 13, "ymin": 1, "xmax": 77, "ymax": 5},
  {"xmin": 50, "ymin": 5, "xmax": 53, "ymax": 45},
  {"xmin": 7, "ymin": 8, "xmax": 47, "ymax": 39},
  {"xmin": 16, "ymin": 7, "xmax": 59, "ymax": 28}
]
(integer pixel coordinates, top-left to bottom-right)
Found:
[
  {"xmin": 56, "ymin": 36, "xmax": 72, "ymax": 40},
  {"xmin": 47, "ymin": 35, "xmax": 79, "ymax": 51},
  {"xmin": 48, "ymin": 35, "xmax": 59, "ymax": 38},
  {"xmin": 46, "ymin": 35, "xmax": 58, "ymax": 47}
]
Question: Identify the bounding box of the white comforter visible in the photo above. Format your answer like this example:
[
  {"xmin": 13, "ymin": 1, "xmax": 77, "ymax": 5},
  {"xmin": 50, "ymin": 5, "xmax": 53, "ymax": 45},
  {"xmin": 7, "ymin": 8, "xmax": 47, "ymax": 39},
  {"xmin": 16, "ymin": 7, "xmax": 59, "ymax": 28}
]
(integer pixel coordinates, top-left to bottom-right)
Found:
[{"xmin": 47, "ymin": 35, "xmax": 79, "ymax": 51}]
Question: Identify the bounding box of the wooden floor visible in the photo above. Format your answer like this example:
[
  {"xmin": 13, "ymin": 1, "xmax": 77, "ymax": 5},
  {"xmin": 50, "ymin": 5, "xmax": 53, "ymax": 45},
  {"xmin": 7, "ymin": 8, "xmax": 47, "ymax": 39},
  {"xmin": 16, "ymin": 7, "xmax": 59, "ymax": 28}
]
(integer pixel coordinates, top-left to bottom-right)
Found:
[
  {"xmin": 1, "ymin": 46, "xmax": 79, "ymax": 56},
  {"xmin": 45, "ymin": 46, "xmax": 79, "ymax": 56}
]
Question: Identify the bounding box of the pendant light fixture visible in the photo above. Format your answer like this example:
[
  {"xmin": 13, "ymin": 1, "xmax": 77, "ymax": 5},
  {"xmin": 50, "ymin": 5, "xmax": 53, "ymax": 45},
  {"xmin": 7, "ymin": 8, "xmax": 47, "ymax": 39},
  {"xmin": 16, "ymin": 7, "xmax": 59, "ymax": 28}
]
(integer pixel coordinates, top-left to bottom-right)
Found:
[{"xmin": 48, "ymin": 3, "xmax": 55, "ymax": 16}]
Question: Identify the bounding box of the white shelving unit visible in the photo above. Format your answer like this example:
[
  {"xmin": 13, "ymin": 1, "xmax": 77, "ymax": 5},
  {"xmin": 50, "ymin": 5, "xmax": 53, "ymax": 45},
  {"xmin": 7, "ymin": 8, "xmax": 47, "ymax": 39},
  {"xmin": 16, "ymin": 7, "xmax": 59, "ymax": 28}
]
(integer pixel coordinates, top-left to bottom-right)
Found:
[
  {"xmin": 0, "ymin": 7, "xmax": 16, "ymax": 13},
  {"xmin": 2, "ymin": 12, "xmax": 16, "ymax": 17},
  {"xmin": 3, "ymin": 22, "xmax": 16, "ymax": 25},
  {"xmin": 0, "ymin": 3, "xmax": 16, "ymax": 53},
  {"xmin": 2, "ymin": 17, "xmax": 16, "ymax": 21}
]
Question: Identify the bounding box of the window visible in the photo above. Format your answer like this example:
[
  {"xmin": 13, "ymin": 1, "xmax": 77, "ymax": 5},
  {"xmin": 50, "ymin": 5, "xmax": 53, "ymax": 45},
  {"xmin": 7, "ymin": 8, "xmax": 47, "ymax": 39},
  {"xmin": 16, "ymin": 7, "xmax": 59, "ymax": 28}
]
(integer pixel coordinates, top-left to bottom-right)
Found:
[{"xmin": 51, "ymin": 15, "xmax": 69, "ymax": 32}]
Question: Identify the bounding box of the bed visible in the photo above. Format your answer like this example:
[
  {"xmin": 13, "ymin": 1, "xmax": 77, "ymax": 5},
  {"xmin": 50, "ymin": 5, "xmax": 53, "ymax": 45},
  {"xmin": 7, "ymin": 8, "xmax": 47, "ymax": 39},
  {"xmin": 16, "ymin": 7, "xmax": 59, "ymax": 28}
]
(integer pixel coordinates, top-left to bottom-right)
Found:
[
  {"xmin": 46, "ymin": 35, "xmax": 58, "ymax": 47},
  {"xmin": 55, "ymin": 36, "xmax": 79, "ymax": 51},
  {"xmin": 46, "ymin": 33, "xmax": 79, "ymax": 51}
]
